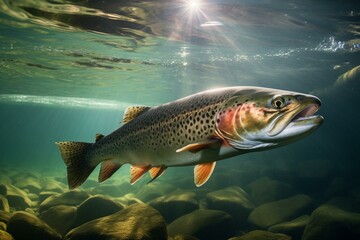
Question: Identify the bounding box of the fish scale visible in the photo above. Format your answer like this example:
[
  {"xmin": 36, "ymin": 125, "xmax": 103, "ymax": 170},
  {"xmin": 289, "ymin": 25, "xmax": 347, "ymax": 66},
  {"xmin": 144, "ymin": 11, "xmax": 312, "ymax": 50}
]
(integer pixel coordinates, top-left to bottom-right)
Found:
[{"xmin": 56, "ymin": 86, "xmax": 323, "ymax": 189}]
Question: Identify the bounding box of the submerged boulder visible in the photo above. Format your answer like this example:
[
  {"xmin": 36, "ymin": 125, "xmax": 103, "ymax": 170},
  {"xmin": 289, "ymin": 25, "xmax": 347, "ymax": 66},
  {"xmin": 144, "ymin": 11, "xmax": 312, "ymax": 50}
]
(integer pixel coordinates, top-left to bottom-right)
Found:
[
  {"xmin": 14, "ymin": 176, "xmax": 42, "ymax": 194},
  {"xmin": 268, "ymin": 215, "xmax": 309, "ymax": 240},
  {"xmin": 6, "ymin": 211, "xmax": 62, "ymax": 240},
  {"xmin": 0, "ymin": 210, "xmax": 12, "ymax": 224},
  {"xmin": 246, "ymin": 177, "xmax": 296, "ymax": 205},
  {"xmin": 40, "ymin": 205, "xmax": 77, "ymax": 236},
  {"xmin": 0, "ymin": 230, "xmax": 14, "ymax": 240},
  {"xmin": 148, "ymin": 190, "xmax": 199, "ymax": 223},
  {"xmin": 0, "ymin": 221, "xmax": 6, "ymax": 230},
  {"xmin": 135, "ymin": 182, "xmax": 176, "ymax": 202},
  {"xmin": 302, "ymin": 204, "xmax": 360, "ymax": 240},
  {"xmin": 248, "ymin": 194, "xmax": 312, "ymax": 228},
  {"xmin": 41, "ymin": 178, "xmax": 67, "ymax": 193},
  {"xmin": 73, "ymin": 195, "xmax": 123, "ymax": 227},
  {"xmin": 168, "ymin": 209, "xmax": 235, "ymax": 240},
  {"xmin": 64, "ymin": 203, "xmax": 167, "ymax": 240},
  {"xmin": 0, "ymin": 184, "xmax": 32, "ymax": 210},
  {"xmin": 0, "ymin": 195, "xmax": 10, "ymax": 212},
  {"xmin": 206, "ymin": 186, "xmax": 254, "ymax": 224},
  {"xmin": 168, "ymin": 235, "xmax": 199, "ymax": 240},
  {"xmin": 88, "ymin": 182, "xmax": 133, "ymax": 197},
  {"xmin": 229, "ymin": 230, "xmax": 292, "ymax": 240},
  {"xmin": 39, "ymin": 190, "xmax": 90, "ymax": 212}
]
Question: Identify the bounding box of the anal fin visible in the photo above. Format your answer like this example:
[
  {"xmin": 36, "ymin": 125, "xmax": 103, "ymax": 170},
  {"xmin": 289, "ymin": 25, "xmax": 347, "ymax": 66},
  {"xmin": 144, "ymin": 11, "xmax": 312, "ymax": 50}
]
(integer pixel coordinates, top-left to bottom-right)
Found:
[
  {"xmin": 194, "ymin": 162, "xmax": 216, "ymax": 187},
  {"xmin": 147, "ymin": 166, "xmax": 167, "ymax": 184},
  {"xmin": 130, "ymin": 165, "xmax": 151, "ymax": 185},
  {"xmin": 98, "ymin": 160, "xmax": 122, "ymax": 183}
]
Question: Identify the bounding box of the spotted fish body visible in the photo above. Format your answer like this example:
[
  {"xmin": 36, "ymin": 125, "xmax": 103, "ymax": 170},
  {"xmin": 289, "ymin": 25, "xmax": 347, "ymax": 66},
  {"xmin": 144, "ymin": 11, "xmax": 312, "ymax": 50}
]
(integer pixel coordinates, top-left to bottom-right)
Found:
[{"xmin": 57, "ymin": 86, "xmax": 323, "ymax": 189}]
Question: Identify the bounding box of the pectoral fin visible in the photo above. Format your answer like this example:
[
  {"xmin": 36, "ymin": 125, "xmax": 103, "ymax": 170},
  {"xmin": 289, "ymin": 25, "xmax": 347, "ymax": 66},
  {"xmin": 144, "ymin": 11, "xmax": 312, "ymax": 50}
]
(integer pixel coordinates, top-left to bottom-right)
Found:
[
  {"xmin": 130, "ymin": 165, "xmax": 151, "ymax": 185},
  {"xmin": 194, "ymin": 162, "xmax": 216, "ymax": 187},
  {"xmin": 147, "ymin": 166, "xmax": 167, "ymax": 184},
  {"xmin": 98, "ymin": 160, "xmax": 122, "ymax": 183},
  {"xmin": 176, "ymin": 138, "xmax": 222, "ymax": 153}
]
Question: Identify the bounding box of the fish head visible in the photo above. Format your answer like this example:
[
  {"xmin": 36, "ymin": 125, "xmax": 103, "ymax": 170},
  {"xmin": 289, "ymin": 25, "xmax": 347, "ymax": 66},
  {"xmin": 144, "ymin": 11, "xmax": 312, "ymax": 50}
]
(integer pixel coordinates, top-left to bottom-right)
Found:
[{"xmin": 215, "ymin": 87, "xmax": 324, "ymax": 150}]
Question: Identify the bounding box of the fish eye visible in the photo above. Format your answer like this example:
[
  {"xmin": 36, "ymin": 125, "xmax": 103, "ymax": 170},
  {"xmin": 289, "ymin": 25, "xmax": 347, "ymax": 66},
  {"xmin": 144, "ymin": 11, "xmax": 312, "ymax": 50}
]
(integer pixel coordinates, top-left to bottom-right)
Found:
[{"xmin": 272, "ymin": 97, "xmax": 285, "ymax": 109}]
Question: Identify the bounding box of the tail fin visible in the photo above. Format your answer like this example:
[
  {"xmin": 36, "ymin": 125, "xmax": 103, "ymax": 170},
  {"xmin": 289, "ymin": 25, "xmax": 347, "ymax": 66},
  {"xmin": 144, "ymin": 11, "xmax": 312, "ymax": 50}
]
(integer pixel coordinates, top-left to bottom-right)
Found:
[{"xmin": 55, "ymin": 141, "xmax": 95, "ymax": 189}]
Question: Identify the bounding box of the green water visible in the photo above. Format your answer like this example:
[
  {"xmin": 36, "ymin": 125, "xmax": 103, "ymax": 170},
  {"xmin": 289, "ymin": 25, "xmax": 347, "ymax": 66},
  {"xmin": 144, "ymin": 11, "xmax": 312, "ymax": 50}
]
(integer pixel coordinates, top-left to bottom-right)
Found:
[{"xmin": 0, "ymin": 0, "xmax": 360, "ymax": 239}]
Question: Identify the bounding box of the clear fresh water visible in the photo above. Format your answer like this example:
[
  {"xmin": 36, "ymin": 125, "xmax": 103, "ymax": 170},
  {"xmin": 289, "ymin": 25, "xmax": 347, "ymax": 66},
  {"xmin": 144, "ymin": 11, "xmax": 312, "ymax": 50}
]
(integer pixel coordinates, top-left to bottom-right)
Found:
[{"xmin": 0, "ymin": 0, "xmax": 359, "ymax": 239}]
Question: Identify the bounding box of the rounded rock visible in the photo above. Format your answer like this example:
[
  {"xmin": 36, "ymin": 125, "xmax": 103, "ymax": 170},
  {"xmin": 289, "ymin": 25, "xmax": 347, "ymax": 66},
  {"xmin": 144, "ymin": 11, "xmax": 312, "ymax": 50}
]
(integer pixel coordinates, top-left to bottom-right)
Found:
[
  {"xmin": 168, "ymin": 209, "xmax": 235, "ymax": 240},
  {"xmin": 302, "ymin": 204, "xmax": 360, "ymax": 240},
  {"xmin": 39, "ymin": 190, "xmax": 90, "ymax": 212},
  {"xmin": 6, "ymin": 211, "xmax": 62, "ymax": 240},
  {"xmin": 40, "ymin": 205, "xmax": 77, "ymax": 236},
  {"xmin": 148, "ymin": 190, "xmax": 199, "ymax": 223},
  {"xmin": 248, "ymin": 194, "xmax": 312, "ymax": 228},
  {"xmin": 73, "ymin": 195, "xmax": 123, "ymax": 227},
  {"xmin": 0, "ymin": 230, "xmax": 14, "ymax": 240},
  {"xmin": 64, "ymin": 203, "xmax": 167, "ymax": 240},
  {"xmin": 206, "ymin": 186, "xmax": 254, "ymax": 224},
  {"xmin": 229, "ymin": 230, "xmax": 291, "ymax": 240}
]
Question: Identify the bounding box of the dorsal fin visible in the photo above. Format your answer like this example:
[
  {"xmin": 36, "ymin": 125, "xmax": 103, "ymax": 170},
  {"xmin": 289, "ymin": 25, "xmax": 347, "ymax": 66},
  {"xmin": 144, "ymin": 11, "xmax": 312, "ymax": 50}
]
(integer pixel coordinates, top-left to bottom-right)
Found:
[
  {"xmin": 122, "ymin": 106, "xmax": 151, "ymax": 124},
  {"xmin": 95, "ymin": 133, "xmax": 105, "ymax": 142}
]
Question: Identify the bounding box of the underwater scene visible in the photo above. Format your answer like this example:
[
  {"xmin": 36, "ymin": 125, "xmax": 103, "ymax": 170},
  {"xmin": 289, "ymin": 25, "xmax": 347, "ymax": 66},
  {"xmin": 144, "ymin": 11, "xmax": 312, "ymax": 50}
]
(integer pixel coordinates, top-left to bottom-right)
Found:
[{"xmin": 0, "ymin": 0, "xmax": 360, "ymax": 239}]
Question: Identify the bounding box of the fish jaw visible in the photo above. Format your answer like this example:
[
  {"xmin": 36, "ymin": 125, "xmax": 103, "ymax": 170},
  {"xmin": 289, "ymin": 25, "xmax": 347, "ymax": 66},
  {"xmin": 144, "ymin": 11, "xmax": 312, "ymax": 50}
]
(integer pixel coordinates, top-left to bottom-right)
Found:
[
  {"xmin": 266, "ymin": 94, "xmax": 323, "ymax": 143},
  {"xmin": 215, "ymin": 89, "xmax": 324, "ymax": 150}
]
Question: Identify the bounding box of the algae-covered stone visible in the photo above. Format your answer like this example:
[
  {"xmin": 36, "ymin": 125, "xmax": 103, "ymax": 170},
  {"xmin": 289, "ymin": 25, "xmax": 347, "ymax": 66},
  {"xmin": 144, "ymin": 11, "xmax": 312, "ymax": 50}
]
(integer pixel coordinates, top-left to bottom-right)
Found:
[
  {"xmin": 39, "ymin": 191, "xmax": 59, "ymax": 203},
  {"xmin": 6, "ymin": 211, "xmax": 62, "ymax": 240},
  {"xmin": 136, "ymin": 182, "xmax": 176, "ymax": 202},
  {"xmin": 113, "ymin": 193, "xmax": 144, "ymax": 207},
  {"xmin": 89, "ymin": 182, "xmax": 133, "ymax": 197},
  {"xmin": 0, "ymin": 230, "xmax": 14, "ymax": 240},
  {"xmin": 326, "ymin": 196, "xmax": 360, "ymax": 212},
  {"xmin": 295, "ymin": 159, "xmax": 333, "ymax": 192},
  {"xmin": 40, "ymin": 205, "xmax": 77, "ymax": 236},
  {"xmin": 0, "ymin": 195, "xmax": 10, "ymax": 212},
  {"xmin": 228, "ymin": 230, "xmax": 292, "ymax": 240},
  {"xmin": 248, "ymin": 194, "xmax": 312, "ymax": 228},
  {"xmin": 268, "ymin": 215, "xmax": 309, "ymax": 239},
  {"xmin": 302, "ymin": 204, "xmax": 360, "ymax": 240},
  {"xmin": 246, "ymin": 177, "xmax": 296, "ymax": 205},
  {"xmin": 14, "ymin": 177, "xmax": 42, "ymax": 194},
  {"xmin": 65, "ymin": 203, "xmax": 167, "ymax": 240},
  {"xmin": 73, "ymin": 195, "xmax": 123, "ymax": 227},
  {"xmin": 169, "ymin": 235, "xmax": 199, "ymax": 240},
  {"xmin": 0, "ymin": 175, "xmax": 11, "ymax": 185},
  {"xmin": 0, "ymin": 210, "xmax": 11, "ymax": 223},
  {"xmin": 39, "ymin": 190, "xmax": 90, "ymax": 212},
  {"xmin": 148, "ymin": 190, "xmax": 199, "ymax": 223},
  {"xmin": 41, "ymin": 178, "xmax": 67, "ymax": 193},
  {"xmin": 0, "ymin": 184, "xmax": 32, "ymax": 210},
  {"xmin": 168, "ymin": 209, "xmax": 235, "ymax": 240},
  {"xmin": 0, "ymin": 221, "xmax": 6, "ymax": 230},
  {"xmin": 206, "ymin": 186, "xmax": 254, "ymax": 224}
]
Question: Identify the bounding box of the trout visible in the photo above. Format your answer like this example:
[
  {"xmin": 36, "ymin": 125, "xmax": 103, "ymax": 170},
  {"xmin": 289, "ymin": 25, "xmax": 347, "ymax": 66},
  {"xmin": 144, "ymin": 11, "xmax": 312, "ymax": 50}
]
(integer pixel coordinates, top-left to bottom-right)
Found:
[{"xmin": 56, "ymin": 86, "xmax": 323, "ymax": 189}]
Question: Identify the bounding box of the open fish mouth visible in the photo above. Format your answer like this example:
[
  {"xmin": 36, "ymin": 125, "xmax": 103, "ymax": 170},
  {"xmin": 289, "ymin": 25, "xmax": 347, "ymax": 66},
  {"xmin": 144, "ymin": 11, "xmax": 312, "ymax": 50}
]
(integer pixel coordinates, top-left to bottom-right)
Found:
[
  {"xmin": 273, "ymin": 102, "xmax": 324, "ymax": 141},
  {"xmin": 290, "ymin": 103, "xmax": 321, "ymax": 123}
]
